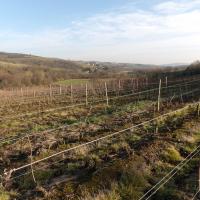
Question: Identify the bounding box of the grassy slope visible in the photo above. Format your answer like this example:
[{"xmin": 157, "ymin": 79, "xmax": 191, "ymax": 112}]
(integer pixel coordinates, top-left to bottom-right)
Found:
[
  {"xmin": 4, "ymin": 102, "xmax": 200, "ymax": 200},
  {"xmin": 78, "ymin": 109, "xmax": 200, "ymax": 200},
  {"xmin": 1, "ymin": 52, "xmax": 196, "ymax": 88},
  {"xmin": 0, "ymin": 52, "xmax": 87, "ymax": 88}
]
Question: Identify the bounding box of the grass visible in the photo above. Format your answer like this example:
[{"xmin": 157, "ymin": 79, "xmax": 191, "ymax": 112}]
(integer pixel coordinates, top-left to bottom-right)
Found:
[
  {"xmin": 0, "ymin": 189, "xmax": 18, "ymax": 200},
  {"xmin": 19, "ymin": 170, "xmax": 55, "ymax": 190},
  {"xmin": 0, "ymin": 189, "xmax": 10, "ymax": 200},
  {"xmin": 162, "ymin": 146, "xmax": 182, "ymax": 163},
  {"xmin": 152, "ymin": 187, "xmax": 184, "ymax": 200},
  {"xmin": 0, "ymin": 61, "xmax": 27, "ymax": 68},
  {"xmin": 2, "ymin": 89, "xmax": 200, "ymax": 199},
  {"xmin": 56, "ymin": 79, "xmax": 90, "ymax": 86},
  {"xmin": 82, "ymin": 189, "xmax": 120, "ymax": 200},
  {"xmin": 79, "ymin": 156, "xmax": 149, "ymax": 200}
]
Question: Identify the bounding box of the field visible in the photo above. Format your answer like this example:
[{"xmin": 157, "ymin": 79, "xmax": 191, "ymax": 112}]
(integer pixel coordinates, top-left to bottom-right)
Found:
[
  {"xmin": 1, "ymin": 75, "xmax": 200, "ymax": 200},
  {"xmin": 56, "ymin": 79, "xmax": 90, "ymax": 86}
]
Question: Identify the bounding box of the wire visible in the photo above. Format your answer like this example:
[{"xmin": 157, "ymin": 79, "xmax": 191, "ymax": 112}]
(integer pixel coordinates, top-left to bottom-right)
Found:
[
  {"xmin": 8, "ymin": 102, "xmax": 200, "ymax": 185},
  {"xmin": 191, "ymin": 190, "xmax": 200, "ymax": 200},
  {"xmin": 1, "ymin": 78, "xmax": 199, "ymax": 121},
  {"xmin": 8, "ymin": 102, "xmax": 197, "ymax": 174},
  {"xmin": 139, "ymin": 146, "xmax": 200, "ymax": 200},
  {"xmin": 0, "ymin": 86, "xmax": 198, "ymax": 147}
]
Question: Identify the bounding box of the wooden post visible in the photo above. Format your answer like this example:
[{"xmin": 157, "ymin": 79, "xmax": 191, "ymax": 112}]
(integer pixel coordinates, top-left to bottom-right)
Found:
[
  {"xmin": 21, "ymin": 88, "xmax": 23, "ymax": 97},
  {"xmin": 197, "ymin": 103, "xmax": 200, "ymax": 117},
  {"xmin": 39, "ymin": 100, "xmax": 41, "ymax": 113},
  {"xmin": 85, "ymin": 83, "xmax": 88, "ymax": 106},
  {"xmin": 155, "ymin": 125, "xmax": 158, "ymax": 134},
  {"xmin": 165, "ymin": 76, "xmax": 168, "ymax": 105},
  {"xmin": 105, "ymin": 82, "xmax": 109, "ymax": 106},
  {"xmin": 158, "ymin": 79, "xmax": 162, "ymax": 112},
  {"xmin": 118, "ymin": 80, "xmax": 121, "ymax": 95},
  {"xmin": 27, "ymin": 135, "xmax": 36, "ymax": 183},
  {"xmin": 49, "ymin": 85, "xmax": 52, "ymax": 99},
  {"xmin": 70, "ymin": 84, "xmax": 73, "ymax": 104},
  {"xmin": 180, "ymin": 87, "xmax": 183, "ymax": 104},
  {"xmin": 59, "ymin": 85, "xmax": 62, "ymax": 95},
  {"xmin": 165, "ymin": 76, "xmax": 168, "ymax": 88},
  {"xmin": 33, "ymin": 90, "xmax": 36, "ymax": 98},
  {"xmin": 131, "ymin": 78, "xmax": 134, "ymax": 94}
]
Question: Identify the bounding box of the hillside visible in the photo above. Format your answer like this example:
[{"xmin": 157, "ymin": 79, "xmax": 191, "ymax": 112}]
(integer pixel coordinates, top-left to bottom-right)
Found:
[
  {"xmin": 0, "ymin": 52, "xmax": 160, "ymax": 88},
  {"xmin": 0, "ymin": 52, "xmax": 194, "ymax": 88},
  {"xmin": 0, "ymin": 52, "xmax": 87, "ymax": 88}
]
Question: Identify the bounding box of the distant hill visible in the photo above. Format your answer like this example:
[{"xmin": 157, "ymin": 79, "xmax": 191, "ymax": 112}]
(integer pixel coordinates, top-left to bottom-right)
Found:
[
  {"xmin": 0, "ymin": 52, "xmax": 87, "ymax": 88},
  {"xmin": 147, "ymin": 60, "xmax": 200, "ymax": 81},
  {"xmin": 185, "ymin": 61, "xmax": 200, "ymax": 75},
  {"xmin": 0, "ymin": 52, "xmax": 196, "ymax": 88},
  {"xmin": 161, "ymin": 63, "xmax": 188, "ymax": 67},
  {"xmin": 78, "ymin": 61, "xmax": 159, "ymax": 71},
  {"xmin": 0, "ymin": 52, "xmax": 163, "ymax": 88},
  {"xmin": 0, "ymin": 52, "xmax": 84, "ymax": 71}
]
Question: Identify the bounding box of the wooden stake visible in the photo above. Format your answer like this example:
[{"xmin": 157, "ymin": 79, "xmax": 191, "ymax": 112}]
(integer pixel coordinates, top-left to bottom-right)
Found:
[
  {"xmin": 155, "ymin": 126, "xmax": 158, "ymax": 134},
  {"xmin": 85, "ymin": 83, "xmax": 88, "ymax": 106},
  {"xmin": 27, "ymin": 135, "xmax": 36, "ymax": 183},
  {"xmin": 70, "ymin": 84, "xmax": 73, "ymax": 104},
  {"xmin": 165, "ymin": 76, "xmax": 168, "ymax": 88},
  {"xmin": 197, "ymin": 103, "xmax": 200, "ymax": 117},
  {"xmin": 118, "ymin": 80, "xmax": 121, "ymax": 95},
  {"xmin": 131, "ymin": 78, "xmax": 134, "ymax": 94},
  {"xmin": 105, "ymin": 82, "xmax": 109, "ymax": 106},
  {"xmin": 21, "ymin": 88, "xmax": 23, "ymax": 97},
  {"xmin": 49, "ymin": 85, "xmax": 52, "ymax": 99},
  {"xmin": 158, "ymin": 79, "xmax": 162, "ymax": 112},
  {"xmin": 59, "ymin": 85, "xmax": 62, "ymax": 95}
]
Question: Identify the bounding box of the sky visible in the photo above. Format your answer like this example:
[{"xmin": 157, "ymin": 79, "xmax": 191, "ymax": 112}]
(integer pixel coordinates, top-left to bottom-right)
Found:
[{"xmin": 0, "ymin": 0, "xmax": 200, "ymax": 64}]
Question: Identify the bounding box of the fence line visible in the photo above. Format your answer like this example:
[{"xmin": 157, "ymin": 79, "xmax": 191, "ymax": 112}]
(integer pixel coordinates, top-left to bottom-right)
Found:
[
  {"xmin": 0, "ymin": 87, "xmax": 198, "ymax": 147},
  {"xmin": 1, "ymin": 78, "xmax": 199, "ymax": 121},
  {"xmin": 7, "ymin": 102, "xmax": 198, "ymax": 175},
  {"xmin": 1, "ymin": 77, "xmax": 200, "ymax": 106}
]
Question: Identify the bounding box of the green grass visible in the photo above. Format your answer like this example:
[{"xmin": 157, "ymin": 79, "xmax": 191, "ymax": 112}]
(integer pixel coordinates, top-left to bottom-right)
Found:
[
  {"xmin": 0, "ymin": 61, "xmax": 27, "ymax": 69},
  {"xmin": 0, "ymin": 191, "xmax": 10, "ymax": 200},
  {"xmin": 56, "ymin": 79, "xmax": 90, "ymax": 86},
  {"xmin": 0, "ymin": 187, "xmax": 18, "ymax": 200},
  {"xmin": 162, "ymin": 146, "xmax": 182, "ymax": 163}
]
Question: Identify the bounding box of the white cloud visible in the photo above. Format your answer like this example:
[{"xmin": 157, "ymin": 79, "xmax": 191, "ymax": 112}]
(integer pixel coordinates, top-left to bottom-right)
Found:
[
  {"xmin": 0, "ymin": 0, "xmax": 200, "ymax": 64},
  {"xmin": 154, "ymin": 0, "xmax": 200, "ymax": 14}
]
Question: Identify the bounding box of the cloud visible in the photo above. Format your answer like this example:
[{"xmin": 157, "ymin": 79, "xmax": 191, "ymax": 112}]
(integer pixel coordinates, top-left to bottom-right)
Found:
[
  {"xmin": 153, "ymin": 0, "xmax": 200, "ymax": 14},
  {"xmin": 0, "ymin": 0, "xmax": 200, "ymax": 64}
]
